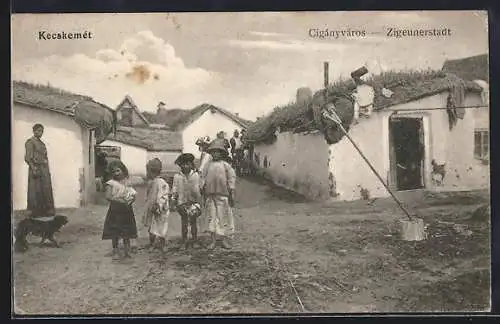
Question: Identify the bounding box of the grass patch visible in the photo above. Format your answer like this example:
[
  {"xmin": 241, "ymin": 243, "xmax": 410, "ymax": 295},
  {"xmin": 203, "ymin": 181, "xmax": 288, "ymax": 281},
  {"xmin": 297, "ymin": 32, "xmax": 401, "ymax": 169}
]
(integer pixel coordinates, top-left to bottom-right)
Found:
[{"xmin": 396, "ymin": 269, "xmax": 490, "ymax": 312}]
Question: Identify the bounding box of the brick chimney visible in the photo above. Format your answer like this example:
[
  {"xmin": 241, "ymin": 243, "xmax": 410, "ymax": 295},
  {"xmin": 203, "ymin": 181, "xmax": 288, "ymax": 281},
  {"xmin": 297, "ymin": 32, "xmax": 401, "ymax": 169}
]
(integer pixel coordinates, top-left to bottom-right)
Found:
[{"xmin": 157, "ymin": 101, "xmax": 166, "ymax": 114}]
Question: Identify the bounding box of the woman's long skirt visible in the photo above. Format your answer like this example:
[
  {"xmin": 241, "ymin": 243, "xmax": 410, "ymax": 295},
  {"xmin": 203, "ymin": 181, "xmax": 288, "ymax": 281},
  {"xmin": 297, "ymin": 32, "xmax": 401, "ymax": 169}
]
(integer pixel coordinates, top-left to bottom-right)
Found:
[
  {"xmin": 27, "ymin": 165, "xmax": 55, "ymax": 217},
  {"xmin": 102, "ymin": 201, "xmax": 138, "ymax": 240}
]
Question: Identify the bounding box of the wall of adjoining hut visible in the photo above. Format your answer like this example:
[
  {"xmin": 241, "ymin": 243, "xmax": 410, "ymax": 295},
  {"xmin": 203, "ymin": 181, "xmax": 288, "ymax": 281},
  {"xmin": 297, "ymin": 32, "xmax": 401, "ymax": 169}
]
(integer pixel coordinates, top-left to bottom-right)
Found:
[
  {"xmin": 328, "ymin": 91, "xmax": 488, "ymax": 201},
  {"xmin": 81, "ymin": 126, "xmax": 96, "ymax": 206},
  {"xmin": 100, "ymin": 139, "xmax": 148, "ymax": 178},
  {"xmin": 12, "ymin": 103, "xmax": 91, "ymax": 210},
  {"xmin": 182, "ymin": 109, "xmax": 246, "ymax": 159},
  {"xmin": 252, "ymin": 131, "xmax": 331, "ymax": 201}
]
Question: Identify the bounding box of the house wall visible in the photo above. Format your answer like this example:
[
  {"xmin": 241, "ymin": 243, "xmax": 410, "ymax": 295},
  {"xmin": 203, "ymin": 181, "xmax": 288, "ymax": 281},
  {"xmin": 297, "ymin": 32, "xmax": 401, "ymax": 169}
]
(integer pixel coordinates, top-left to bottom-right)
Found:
[
  {"xmin": 12, "ymin": 103, "xmax": 86, "ymax": 210},
  {"xmin": 182, "ymin": 109, "xmax": 246, "ymax": 159},
  {"xmin": 329, "ymin": 91, "xmax": 488, "ymax": 201},
  {"xmin": 100, "ymin": 140, "xmax": 148, "ymax": 177},
  {"xmin": 250, "ymin": 91, "xmax": 489, "ymax": 203},
  {"xmin": 473, "ymin": 107, "xmax": 489, "ymax": 129},
  {"xmin": 252, "ymin": 131, "xmax": 331, "ymax": 200},
  {"xmin": 147, "ymin": 150, "xmax": 182, "ymax": 173}
]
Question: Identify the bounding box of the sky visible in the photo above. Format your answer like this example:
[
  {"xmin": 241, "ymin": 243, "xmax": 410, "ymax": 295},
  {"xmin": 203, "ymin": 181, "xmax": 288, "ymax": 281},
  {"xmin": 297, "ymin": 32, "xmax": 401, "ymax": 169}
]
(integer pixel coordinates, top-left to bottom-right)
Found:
[{"xmin": 11, "ymin": 11, "xmax": 489, "ymax": 120}]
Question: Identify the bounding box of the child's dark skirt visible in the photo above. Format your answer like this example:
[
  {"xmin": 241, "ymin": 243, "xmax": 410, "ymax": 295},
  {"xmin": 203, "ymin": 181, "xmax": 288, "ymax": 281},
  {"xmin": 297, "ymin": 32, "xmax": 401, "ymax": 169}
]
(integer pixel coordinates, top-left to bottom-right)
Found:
[{"xmin": 102, "ymin": 201, "xmax": 138, "ymax": 240}]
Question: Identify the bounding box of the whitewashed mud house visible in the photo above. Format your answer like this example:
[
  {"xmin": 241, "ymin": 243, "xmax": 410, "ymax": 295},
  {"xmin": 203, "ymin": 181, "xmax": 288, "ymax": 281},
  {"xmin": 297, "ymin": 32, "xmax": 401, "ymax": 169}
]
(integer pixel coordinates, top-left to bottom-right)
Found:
[
  {"xmin": 12, "ymin": 81, "xmax": 115, "ymax": 210},
  {"xmin": 246, "ymin": 67, "xmax": 489, "ymax": 201},
  {"xmin": 98, "ymin": 95, "xmax": 182, "ymax": 179},
  {"xmin": 143, "ymin": 102, "xmax": 252, "ymax": 159},
  {"xmin": 100, "ymin": 126, "xmax": 183, "ymax": 178},
  {"xmin": 442, "ymin": 54, "xmax": 490, "ymax": 163}
]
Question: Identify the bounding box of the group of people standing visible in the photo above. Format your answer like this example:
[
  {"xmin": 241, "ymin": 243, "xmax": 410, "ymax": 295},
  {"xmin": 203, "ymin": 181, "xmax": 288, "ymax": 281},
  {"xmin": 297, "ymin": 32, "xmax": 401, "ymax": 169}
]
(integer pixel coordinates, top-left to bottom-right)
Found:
[
  {"xmin": 101, "ymin": 135, "xmax": 237, "ymax": 260},
  {"xmin": 22, "ymin": 122, "xmax": 243, "ymax": 260},
  {"xmin": 197, "ymin": 129, "xmax": 251, "ymax": 177}
]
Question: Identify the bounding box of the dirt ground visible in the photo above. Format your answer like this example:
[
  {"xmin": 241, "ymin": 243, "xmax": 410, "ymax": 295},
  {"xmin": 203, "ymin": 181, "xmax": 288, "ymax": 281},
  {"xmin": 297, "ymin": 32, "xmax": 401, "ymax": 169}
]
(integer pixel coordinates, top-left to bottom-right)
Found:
[{"xmin": 12, "ymin": 177, "xmax": 491, "ymax": 315}]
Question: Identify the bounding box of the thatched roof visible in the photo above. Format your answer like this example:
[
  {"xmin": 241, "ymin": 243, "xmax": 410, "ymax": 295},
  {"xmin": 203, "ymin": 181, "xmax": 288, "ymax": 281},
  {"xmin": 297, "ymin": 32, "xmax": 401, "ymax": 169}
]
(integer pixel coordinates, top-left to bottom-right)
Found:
[
  {"xmin": 143, "ymin": 103, "xmax": 253, "ymax": 131},
  {"xmin": 442, "ymin": 54, "xmax": 489, "ymax": 82},
  {"xmin": 105, "ymin": 126, "xmax": 183, "ymax": 151},
  {"xmin": 245, "ymin": 70, "xmax": 483, "ymax": 144},
  {"xmin": 143, "ymin": 108, "xmax": 191, "ymax": 129},
  {"xmin": 12, "ymin": 81, "xmax": 115, "ymax": 144}
]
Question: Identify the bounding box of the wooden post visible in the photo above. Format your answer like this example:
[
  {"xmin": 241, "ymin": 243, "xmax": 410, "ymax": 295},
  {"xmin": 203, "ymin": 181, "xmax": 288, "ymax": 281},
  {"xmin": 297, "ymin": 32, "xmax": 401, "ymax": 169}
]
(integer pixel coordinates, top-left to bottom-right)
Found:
[
  {"xmin": 324, "ymin": 62, "xmax": 329, "ymax": 102},
  {"xmin": 324, "ymin": 62, "xmax": 329, "ymax": 88}
]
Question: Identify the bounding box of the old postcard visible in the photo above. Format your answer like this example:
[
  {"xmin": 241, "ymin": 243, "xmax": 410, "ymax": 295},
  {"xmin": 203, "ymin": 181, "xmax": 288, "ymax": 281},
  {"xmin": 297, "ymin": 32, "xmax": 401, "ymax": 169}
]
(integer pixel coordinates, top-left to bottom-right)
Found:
[{"xmin": 11, "ymin": 11, "xmax": 491, "ymax": 315}]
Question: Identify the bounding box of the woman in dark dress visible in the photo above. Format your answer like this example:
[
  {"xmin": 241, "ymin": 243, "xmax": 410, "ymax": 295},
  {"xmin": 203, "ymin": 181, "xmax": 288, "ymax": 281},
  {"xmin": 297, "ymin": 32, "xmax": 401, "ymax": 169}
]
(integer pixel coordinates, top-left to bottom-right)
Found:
[{"xmin": 24, "ymin": 124, "xmax": 55, "ymax": 218}]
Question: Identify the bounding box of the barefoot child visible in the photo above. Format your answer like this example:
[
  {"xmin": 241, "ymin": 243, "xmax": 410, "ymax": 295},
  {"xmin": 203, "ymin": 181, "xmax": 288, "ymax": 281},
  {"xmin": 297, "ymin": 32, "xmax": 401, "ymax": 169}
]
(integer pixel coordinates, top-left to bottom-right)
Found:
[
  {"xmin": 102, "ymin": 160, "xmax": 138, "ymax": 259},
  {"xmin": 200, "ymin": 141, "xmax": 237, "ymax": 250},
  {"xmin": 143, "ymin": 158, "xmax": 170, "ymax": 252},
  {"xmin": 171, "ymin": 153, "xmax": 202, "ymax": 249}
]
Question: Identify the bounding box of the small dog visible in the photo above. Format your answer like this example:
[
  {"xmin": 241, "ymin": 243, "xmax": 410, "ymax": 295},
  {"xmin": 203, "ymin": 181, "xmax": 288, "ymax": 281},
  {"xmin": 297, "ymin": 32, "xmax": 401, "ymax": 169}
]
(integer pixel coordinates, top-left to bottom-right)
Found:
[
  {"xmin": 14, "ymin": 215, "xmax": 69, "ymax": 253},
  {"xmin": 431, "ymin": 159, "xmax": 446, "ymax": 186}
]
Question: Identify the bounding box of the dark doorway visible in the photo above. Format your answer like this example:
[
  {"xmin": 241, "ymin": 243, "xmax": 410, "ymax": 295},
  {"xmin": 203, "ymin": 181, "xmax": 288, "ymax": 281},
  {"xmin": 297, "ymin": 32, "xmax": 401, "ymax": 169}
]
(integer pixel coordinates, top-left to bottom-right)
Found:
[{"xmin": 389, "ymin": 117, "xmax": 425, "ymax": 191}]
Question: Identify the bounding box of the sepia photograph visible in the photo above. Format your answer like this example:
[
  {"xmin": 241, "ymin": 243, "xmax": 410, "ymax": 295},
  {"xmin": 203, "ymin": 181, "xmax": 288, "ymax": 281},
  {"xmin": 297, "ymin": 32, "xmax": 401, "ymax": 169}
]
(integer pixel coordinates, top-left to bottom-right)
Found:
[{"xmin": 11, "ymin": 11, "xmax": 491, "ymax": 315}]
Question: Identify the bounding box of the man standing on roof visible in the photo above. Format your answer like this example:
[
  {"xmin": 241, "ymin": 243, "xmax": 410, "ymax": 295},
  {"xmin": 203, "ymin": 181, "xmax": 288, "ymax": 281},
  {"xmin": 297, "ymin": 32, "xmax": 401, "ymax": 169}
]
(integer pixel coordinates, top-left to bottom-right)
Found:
[{"xmin": 351, "ymin": 66, "xmax": 375, "ymax": 124}]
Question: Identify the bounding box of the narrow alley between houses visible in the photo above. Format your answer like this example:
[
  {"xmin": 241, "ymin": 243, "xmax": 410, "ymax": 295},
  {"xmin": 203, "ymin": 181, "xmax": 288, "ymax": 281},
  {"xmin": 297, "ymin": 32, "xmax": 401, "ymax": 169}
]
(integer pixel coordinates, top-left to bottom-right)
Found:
[{"xmin": 13, "ymin": 177, "xmax": 490, "ymax": 314}]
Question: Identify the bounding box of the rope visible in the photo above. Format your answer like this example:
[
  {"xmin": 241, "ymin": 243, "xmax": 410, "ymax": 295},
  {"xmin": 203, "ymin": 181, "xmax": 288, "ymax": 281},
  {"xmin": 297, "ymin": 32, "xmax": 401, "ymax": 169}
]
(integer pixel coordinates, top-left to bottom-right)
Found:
[{"xmin": 383, "ymin": 104, "xmax": 488, "ymax": 112}]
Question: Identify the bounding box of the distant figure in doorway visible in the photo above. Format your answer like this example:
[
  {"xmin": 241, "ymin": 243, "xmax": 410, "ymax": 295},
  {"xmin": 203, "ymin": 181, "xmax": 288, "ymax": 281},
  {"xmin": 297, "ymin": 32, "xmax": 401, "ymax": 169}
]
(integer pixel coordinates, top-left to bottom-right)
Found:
[
  {"xmin": 95, "ymin": 151, "xmax": 108, "ymax": 192},
  {"xmin": 24, "ymin": 123, "xmax": 55, "ymax": 218}
]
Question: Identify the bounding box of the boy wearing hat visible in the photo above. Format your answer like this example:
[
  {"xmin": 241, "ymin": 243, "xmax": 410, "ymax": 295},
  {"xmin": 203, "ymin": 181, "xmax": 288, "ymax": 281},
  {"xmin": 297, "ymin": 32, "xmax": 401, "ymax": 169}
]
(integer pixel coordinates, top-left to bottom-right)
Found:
[
  {"xmin": 200, "ymin": 140, "xmax": 237, "ymax": 250},
  {"xmin": 143, "ymin": 158, "xmax": 170, "ymax": 252},
  {"xmin": 171, "ymin": 153, "xmax": 202, "ymax": 249}
]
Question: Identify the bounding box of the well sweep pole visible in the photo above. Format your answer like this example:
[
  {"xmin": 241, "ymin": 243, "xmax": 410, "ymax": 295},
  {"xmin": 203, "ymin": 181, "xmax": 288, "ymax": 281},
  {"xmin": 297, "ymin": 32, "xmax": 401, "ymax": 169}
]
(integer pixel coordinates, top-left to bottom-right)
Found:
[{"xmin": 321, "ymin": 110, "xmax": 413, "ymax": 221}]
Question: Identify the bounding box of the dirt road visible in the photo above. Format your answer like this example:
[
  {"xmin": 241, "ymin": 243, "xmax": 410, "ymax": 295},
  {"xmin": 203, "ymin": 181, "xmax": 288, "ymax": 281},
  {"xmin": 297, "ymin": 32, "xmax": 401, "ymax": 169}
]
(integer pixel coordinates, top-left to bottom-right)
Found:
[{"xmin": 13, "ymin": 177, "xmax": 491, "ymax": 315}]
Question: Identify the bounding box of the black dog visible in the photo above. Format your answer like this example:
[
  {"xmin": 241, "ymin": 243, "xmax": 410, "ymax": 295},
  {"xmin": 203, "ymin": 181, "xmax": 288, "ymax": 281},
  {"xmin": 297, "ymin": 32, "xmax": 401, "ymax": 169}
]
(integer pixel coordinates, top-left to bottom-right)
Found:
[{"xmin": 14, "ymin": 215, "xmax": 69, "ymax": 253}]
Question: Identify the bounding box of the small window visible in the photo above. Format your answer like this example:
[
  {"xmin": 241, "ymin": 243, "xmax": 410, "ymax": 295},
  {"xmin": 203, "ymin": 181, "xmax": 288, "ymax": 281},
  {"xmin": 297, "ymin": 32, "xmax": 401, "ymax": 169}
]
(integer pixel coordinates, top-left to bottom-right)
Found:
[
  {"xmin": 474, "ymin": 129, "xmax": 489, "ymax": 160},
  {"xmin": 120, "ymin": 108, "xmax": 133, "ymax": 126}
]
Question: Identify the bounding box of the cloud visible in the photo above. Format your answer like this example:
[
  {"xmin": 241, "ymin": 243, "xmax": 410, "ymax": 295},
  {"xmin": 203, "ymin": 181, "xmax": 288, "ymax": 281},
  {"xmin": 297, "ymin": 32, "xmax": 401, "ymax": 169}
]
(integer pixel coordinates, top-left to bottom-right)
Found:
[
  {"xmin": 226, "ymin": 39, "xmax": 348, "ymax": 52},
  {"xmin": 248, "ymin": 31, "xmax": 294, "ymax": 38},
  {"xmin": 12, "ymin": 30, "xmax": 219, "ymax": 112}
]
